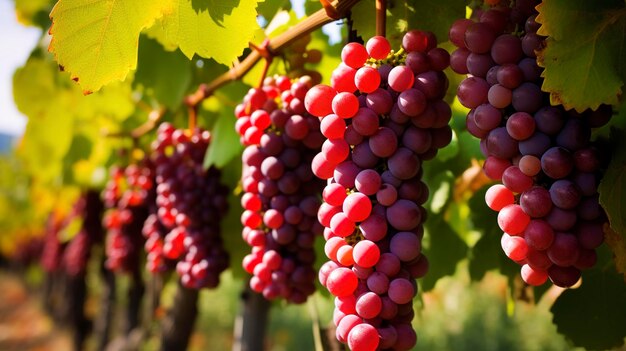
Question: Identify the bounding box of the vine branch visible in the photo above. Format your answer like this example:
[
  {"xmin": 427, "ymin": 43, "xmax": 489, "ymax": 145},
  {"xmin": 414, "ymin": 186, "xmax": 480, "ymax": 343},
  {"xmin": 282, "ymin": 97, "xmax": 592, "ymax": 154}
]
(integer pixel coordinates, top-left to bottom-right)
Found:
[
  {"xmin": 184, "ymin": 0, "xmax": 362, "ymax": 108},
  {"xmin": 376, "ymin": 0, "xmax": 386, "ymax": 37}
]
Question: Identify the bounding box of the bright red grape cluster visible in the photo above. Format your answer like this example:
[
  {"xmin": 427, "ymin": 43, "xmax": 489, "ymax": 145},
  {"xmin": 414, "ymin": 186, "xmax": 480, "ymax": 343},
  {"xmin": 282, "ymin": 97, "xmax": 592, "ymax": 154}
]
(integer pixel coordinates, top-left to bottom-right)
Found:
[
  {"xmin": 306, "ymin": 31, "xmax": 452, "ymax": 351},
  {"xmin": 450, "ymin": 2, "xmax": 612, "ymax": 287},
  {"xmin": 150, "ymin": 123, "xmax": 230, "ymax": 289},
  {"xmin": 236, "ymin": 75, "xmax": 326, "ymax": 303},
  {"xmin": 102, "ymin": 163, "xmax": 153, "ymax": 273},
  {"xmin": 142, "ymin": 212, "xmax": 173, "ymax": 273}
]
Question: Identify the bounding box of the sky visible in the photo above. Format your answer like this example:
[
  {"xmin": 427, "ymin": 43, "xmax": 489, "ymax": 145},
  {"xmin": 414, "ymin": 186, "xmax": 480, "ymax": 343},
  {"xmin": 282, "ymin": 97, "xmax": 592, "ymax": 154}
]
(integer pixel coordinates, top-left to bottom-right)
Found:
[
  {"xmin": 0, "ymin": 0, "xmax": 337, "ymax": 137},
  {"xmin": 0, "ymin": 0, "xmax": 41, "ymax": 136}
]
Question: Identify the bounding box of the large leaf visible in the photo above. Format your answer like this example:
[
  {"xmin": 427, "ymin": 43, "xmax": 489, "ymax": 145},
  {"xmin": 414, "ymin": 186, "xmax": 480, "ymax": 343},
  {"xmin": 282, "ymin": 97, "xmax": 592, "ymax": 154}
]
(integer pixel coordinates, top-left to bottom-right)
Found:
[
  {"xmin": 551, "ymin": 265, "xmax": 626, "ymax": 350},
  {"xmin": 17, "ymin": 103, "xmax": 74, "ymax": 183},
  {"xmin": 536, "ymin": 0, "xmax": 626, "ymax": 112},
  {"xmin": 12, "ymin": 57, "xmax": 58, "ymax": 117},
  {"xmin": 202, "ymin": 110, "xmax": 243, "ymax": 169},
  {"xmin": 157, "ymin": 0, "xmax": 263, "ymax": 64},
  {"xmin": 256, "ymin": 0, "xmax": 290, "ymax": 22},
  {"xmin": 48, "ymin": 0, "xmax": 171, "ymax": 93},
  {"xmin": 15, "ymin": 0, "xmax": 52, "ymax": 27},
  {"xmin": 599, "ymin": 127, "xmax": 626, "ymax": 280},
  {"xmin": 421, "ymin": 215, "xmax": 468, "ymax": 291},
  {"xmin": 135, "ymin": 36, "xmax": 192, "ymax": 109},
  {"xmin": 13, "ymin": 56, "xmax": 134, "ymax": 186},
  {"xmin": 350, "ymin": 0, "xmax": 465, "ymax": 47}
]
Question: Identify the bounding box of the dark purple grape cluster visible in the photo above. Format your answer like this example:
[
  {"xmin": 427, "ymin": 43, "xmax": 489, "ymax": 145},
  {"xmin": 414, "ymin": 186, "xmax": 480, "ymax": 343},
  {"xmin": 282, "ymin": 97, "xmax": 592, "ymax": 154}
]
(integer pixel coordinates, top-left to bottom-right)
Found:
[
  {"xmin": 102, "ymin": 163, "xmax": 153, "ymax": 273},
  {"xmin": 62, "ymin": 190, "xmax": 105, "ymax": 277},
  {"xmin": 305, "ymin": 31, "xmax": 452, "ymax": 351},
  {"xmin": 236, "ymin": 75, "xmax": 326, "ymax": 303},
  {"xmin": 450, "ymin": 3, "xmax": 612, "ymax": 287},
  {"xmin": 151, "ymin": 123, "xmax": 230, "ymax": 289},
  {"xmin": 40, "ymin": 213, "xmax": 67, "ymax": 272}
]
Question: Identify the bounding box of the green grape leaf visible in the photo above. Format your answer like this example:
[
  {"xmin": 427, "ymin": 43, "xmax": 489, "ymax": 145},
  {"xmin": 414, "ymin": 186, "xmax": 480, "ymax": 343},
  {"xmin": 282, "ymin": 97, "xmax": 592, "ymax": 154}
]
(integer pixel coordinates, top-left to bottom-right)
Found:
[
  {"xmin": 203, "ymin": 110, "xmax": 243, "ymax": 169},
  {"xmin": 62, "ymin": 134, "xmax": 93, "ymax": 185},
  {"xmin": 15, "ymin": 0, "xmax": 52, "ymax": 27},
  {"xmin": 536, "ymin": 0, "xmax": 626, "ymax": 112},
  {"xmin": 421, "ymin": 215, "xmax": 468, "ymax": 292},
  {"xmin": 69, "ymin": 80, "xmax": 135, "ymax": 123},
  {"xmin": 17, "ymin": 103, "xmax": 75, "ymax": 183},
  {"xmin": 426, "ymin": 170, "xmax": 454, "ymax": 214},
  {"xmin": 599, "ymin": 127, "xmax": 626, "ymax": 280},
  {"xmin": 350, "ymin": 0, "xmax": 465, "ymax": 48},
  {"xmin": 257, "ymin": 0, "xmax": 291, "ymax": 22},
  {"xmin": 12, "ymin": 57, "xmax": 58, "ymax": 117},
  {"xmin": 158, "ymin": 0, "xmax": 263, "ymax": 64},
  {"xmin": 551, "ymin": 266, "xmax": 626, "ymax": 350},
  {"xmin": 303, "ymin": 0, "xmax": 321, "ymax": 17},
  {"xmin": 218, "ymin": 156, "xmax": 245, "ymax": 279},
  {"xmin": 135, "ymin": 36, "xmax": 192, "ymax": 109},
  {"xmin": 49, "ymin": 0, "xmax": 171, "ymax": 94}
]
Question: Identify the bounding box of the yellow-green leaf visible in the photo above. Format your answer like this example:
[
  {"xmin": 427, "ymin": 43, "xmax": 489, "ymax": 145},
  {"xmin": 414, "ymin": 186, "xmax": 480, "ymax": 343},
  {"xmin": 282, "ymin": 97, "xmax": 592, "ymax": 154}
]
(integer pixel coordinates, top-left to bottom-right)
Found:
[
  {"xmin": 48, "ymin": 0, "xmax": 171, "ymax": 93},
  {"xmin": 536, "ymin": 0, "xmax": 626, "ymax": 111},
  {"xmin": 158, "ymin": 0, "xmax": 263, "ymax": 64},
  {"xmin": 17, "ymin": 102, "xmax": 75, "ymax": 183},
  {"xmin": 13, "ymin": 57, "xmax": 57, "ymax": 117},
  {"xmin": 15, "ymin": 0, "xmax": 52, "ymax": 26}
]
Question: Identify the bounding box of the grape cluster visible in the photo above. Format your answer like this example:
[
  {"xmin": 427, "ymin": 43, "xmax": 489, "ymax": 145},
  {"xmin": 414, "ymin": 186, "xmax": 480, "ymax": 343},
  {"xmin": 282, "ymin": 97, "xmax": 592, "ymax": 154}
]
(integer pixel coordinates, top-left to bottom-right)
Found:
[
  {"xmin": 450, "ymin": 3, "xmax": 612, "ymax": 287},
  {"xmin": 102, "ymin": 163, "xmax": 153, "ymax": 273},
  {"xmin": 142, "ymin": 212, "xmax": 173, "ymax": 273},
  {"xmin": 63, "ymin": 190, "xmax": 105, "ymax": 277},
  {"xmin": 151, "ymin": 123, "xmax": 230, "ymax": 289},
  {"xmin": 306, "ymin": 31, "xmax": 451, "ymax": 351},
  {"xmin": 236, "ymin": 75, "xmax": 325, "ymax": 303},
  {"xmin": 40, "ymin": 213, "xmax": 67, "ymax": 273}
]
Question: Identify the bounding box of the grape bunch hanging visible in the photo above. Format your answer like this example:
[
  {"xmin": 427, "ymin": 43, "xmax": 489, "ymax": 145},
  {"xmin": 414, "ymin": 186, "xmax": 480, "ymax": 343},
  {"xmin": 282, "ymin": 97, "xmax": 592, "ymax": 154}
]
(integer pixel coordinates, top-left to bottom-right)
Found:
[
  {"xmin": 450, "ymin": 1, "xmax": 612, "ymax": 287},
  {"xmin": 149, "ymin": 123, "xmax": 230, "ymax": 289},
  {"xmin": 236, "ymin": 75, "xmax": 326, "ymax": 303},
  {"xmin": 305, "ymin": 30, "xmax": 452, "ymax": 351},
  {"xmin": 63, "ymin": 191, "xmax": 105, "ymax": 277},
  {"xmin": 102, "ymin": 163, "xmax": 153, "ymax": 273}
]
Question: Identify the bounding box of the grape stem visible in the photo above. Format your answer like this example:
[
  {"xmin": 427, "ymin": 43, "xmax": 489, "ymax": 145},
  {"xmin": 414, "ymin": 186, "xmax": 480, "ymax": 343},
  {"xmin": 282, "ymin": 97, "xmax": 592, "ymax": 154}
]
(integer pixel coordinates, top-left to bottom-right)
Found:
[
  {"xmin": 376, "ymin": 0, "xmax": 386, "ymax": 37},
  {"xmin": 188, "ymin": 103, "xmax": 197, "ymax": 131},
  {"xmin": 184, "ymin": 0, "xmax": 362, "ymax": 109},
  {"xmin": 100, "ymin": 107, "xmax": 165, "ymax": 140},
  {"xmin": 131, "ymin": 108, "xmax": 166, "ymax": 138},
  {"xmin": 250, "ymin": 39, "xmax": 274, "ymax": 89}
]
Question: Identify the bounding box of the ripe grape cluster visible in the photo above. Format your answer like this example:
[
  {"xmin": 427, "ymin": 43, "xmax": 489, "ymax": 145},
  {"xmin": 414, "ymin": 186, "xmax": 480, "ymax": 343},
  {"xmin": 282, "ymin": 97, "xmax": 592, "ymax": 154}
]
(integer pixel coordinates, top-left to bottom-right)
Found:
[
  {"xmin": 150, "ymin": 123, "xmax": 230, "ymax": 289},
  {"xmin": 63, "ymin": 190, "xmax": 105, "ymax": 277},
  {"xmin": 102, "ymin": 163, "xmax": 153, "ymax": 273},
  {"xmin": 142, "ymin": 212, "xmax": 173, "ymax": 273},
  {"xmin": 41, "ymin": 213, "xmax": 67, "ymax": 273},
  {"xmin": 306, "ymin": 31, "xmax": 452, "ymax": 351},
  {"xmin": 236, "ymin": 75, "xmax": 325, "ymax": 303},
  {"xmin": 450, "ymin": 2, "xmax": 612, "ymax": 287}
]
